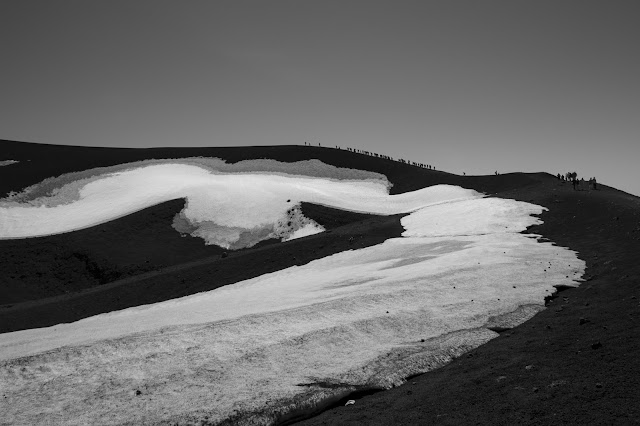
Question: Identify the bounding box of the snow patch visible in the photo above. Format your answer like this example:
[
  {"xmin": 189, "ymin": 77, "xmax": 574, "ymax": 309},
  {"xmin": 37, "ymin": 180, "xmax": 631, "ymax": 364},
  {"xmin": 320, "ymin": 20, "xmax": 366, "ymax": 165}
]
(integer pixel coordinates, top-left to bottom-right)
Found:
[
  {"xmin": 0, "ymin": 161, "xmax": 476, "ymax": 248},
  {"xmin": 0, "ymin": 159, "xmax": 586, "ymax": 425}
]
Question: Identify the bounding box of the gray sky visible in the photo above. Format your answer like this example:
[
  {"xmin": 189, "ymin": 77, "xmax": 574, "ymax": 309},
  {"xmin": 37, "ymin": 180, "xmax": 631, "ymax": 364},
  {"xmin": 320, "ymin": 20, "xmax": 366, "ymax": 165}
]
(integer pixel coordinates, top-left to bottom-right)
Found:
[{"xmin": 1, "ymin": 1, "xmax": 639, "ymax": 196}]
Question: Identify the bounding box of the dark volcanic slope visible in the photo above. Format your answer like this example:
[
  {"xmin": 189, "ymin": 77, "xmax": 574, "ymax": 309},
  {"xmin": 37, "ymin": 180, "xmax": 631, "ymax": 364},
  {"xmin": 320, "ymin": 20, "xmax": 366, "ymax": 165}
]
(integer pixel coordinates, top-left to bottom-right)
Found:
[
  {"xmin": 297, "ymin": 166, "xmax": 640, "ymax": 425},
  {"xmin": 0, "ymin": 140, "xmax": 535, "ymax": 332},
  {"xmin": 1, "ymin": 138, "xmax": 535, "ymax": 197},
  {"xmin": 0, "ymin": 199, "xmax": 391, "ymax": 305},
  {"xmin": 0, "ymin": 199, "xmax": 216, "ymax": 304},
  {"xmin": 1, "ymin": 140, "xmax": 640, "ymax": 424}
]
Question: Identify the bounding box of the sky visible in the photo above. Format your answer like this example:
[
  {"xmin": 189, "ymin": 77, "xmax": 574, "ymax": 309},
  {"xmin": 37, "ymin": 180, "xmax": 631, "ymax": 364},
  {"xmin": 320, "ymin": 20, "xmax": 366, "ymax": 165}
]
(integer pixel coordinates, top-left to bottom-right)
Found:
[{"xmin": 1, "ymin": 1, "xmax": 639, "ymax": 196}]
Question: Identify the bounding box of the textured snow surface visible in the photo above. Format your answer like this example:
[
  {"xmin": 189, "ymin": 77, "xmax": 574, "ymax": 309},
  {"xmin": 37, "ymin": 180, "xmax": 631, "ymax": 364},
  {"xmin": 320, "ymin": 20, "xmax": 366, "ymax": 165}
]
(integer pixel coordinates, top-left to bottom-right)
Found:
[
  {"xmin": 0, "ymin": 159, "xmax": 585, "ymax": 425},
  {"xmin": 0, "ymin": 158, "xmax": 470, "ymax": 248}
]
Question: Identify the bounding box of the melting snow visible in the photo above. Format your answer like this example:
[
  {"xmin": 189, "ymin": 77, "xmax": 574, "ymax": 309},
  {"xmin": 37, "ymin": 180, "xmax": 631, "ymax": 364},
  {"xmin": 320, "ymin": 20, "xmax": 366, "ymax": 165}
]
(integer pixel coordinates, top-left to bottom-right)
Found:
[
  {"xmin": 0, "ymin": 159, "xmax": 586, "ymax": 425},
  {"xmin": 0, "ymin": 160, "xmax": 475, "ymax": 248}
]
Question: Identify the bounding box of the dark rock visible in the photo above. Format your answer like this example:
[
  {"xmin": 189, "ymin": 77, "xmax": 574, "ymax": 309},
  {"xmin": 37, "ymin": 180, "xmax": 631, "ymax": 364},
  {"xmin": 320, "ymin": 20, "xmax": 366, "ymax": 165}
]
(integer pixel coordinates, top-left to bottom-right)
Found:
[{"xmin": 591, "ymin": 341, "xmax": 602, "ymax": 350}]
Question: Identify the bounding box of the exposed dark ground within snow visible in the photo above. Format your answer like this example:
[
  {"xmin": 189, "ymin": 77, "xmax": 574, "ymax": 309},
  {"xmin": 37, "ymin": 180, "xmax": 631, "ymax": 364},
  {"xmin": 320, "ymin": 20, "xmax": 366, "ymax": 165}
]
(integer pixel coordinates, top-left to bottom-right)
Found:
[{"xmin": 1, "ymin": 140, "xmax": 639, "ymax": 425}]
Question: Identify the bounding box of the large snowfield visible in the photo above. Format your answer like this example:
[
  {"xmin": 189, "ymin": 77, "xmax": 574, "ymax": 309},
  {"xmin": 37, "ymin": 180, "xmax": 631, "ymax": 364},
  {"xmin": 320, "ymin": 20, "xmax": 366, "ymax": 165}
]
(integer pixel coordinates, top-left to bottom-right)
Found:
[{"xmin": 0, "ymin": 159, "xmax": 585, "ymax": 425}]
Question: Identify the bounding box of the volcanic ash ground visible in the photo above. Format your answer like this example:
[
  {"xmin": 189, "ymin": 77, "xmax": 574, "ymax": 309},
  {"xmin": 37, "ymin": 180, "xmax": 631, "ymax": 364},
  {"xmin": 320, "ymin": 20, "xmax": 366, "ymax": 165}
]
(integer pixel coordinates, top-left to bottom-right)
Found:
[{"xmin": 0, "ymin": 159, "xmax": 585, "ymax": 425}]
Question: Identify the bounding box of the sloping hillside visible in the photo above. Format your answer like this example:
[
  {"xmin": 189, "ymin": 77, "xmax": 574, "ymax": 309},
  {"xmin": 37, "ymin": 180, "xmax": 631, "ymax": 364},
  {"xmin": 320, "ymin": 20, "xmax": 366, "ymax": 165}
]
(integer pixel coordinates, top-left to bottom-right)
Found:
[{"xmin": 1, "ymin": 139, "xmax": 639, "ymax": 425}]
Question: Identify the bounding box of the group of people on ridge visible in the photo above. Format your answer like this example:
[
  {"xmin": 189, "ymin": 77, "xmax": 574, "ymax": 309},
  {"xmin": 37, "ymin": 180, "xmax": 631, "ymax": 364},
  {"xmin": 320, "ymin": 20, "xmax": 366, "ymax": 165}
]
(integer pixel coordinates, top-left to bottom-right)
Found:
[
  {"xmin": 557, "ymin": 172, "xmax": 597, "ymax": 190},
  {"xmin": 303, "ymin": 142, "xmax": 435, "ymax": 170}
]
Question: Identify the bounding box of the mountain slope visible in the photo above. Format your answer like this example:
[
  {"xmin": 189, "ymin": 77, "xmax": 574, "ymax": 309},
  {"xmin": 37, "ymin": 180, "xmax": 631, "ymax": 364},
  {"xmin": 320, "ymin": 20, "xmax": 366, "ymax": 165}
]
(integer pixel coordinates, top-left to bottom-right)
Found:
[{"xmin": 1, "ymin": 139, "xmax": 639, "ymax": 425}]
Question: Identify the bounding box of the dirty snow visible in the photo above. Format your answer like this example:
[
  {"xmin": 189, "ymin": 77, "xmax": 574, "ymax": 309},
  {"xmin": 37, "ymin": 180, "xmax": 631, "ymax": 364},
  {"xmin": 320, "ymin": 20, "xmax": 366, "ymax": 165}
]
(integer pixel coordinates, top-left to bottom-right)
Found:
[
  {"xmin": 0, "ymin": 159, "xmax": 585, "ymax": 425},
  {"xmin": 0, "ymin": 160, "xmax": 472, "ymax": 248}
]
